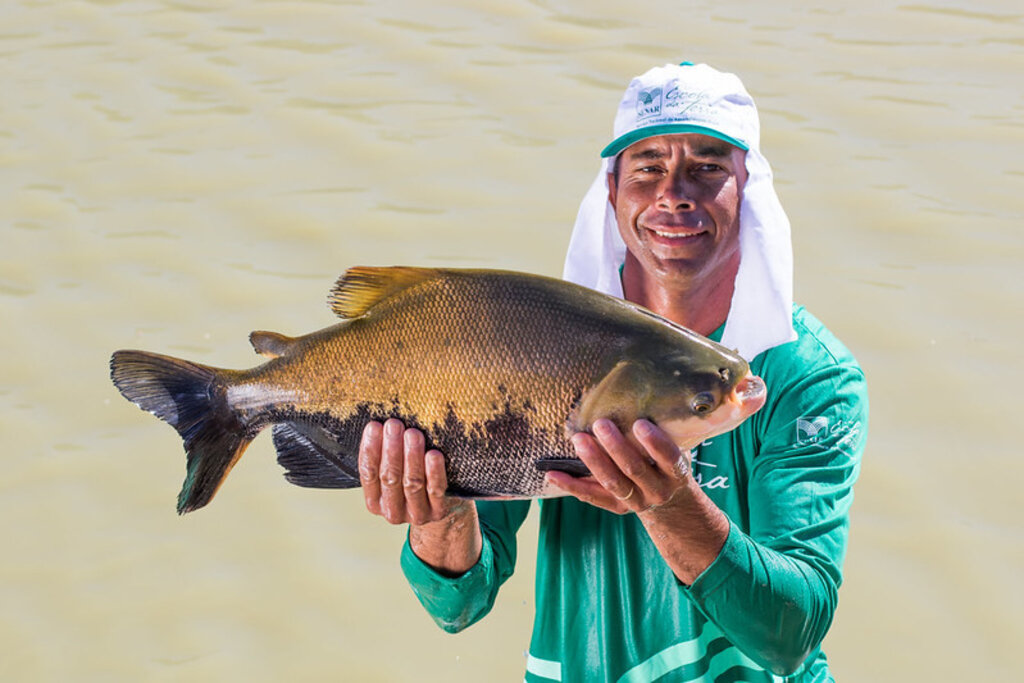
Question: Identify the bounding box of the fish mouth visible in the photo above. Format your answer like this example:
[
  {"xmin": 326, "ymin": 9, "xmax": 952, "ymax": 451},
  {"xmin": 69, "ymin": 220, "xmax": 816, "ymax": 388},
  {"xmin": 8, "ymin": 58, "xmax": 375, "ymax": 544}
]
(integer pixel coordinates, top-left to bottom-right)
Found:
[
  {"xmin": 656, "ymin": 373, "xmax": 767, "ymax": 451},
  {"xmin": 732, "ymin": 373, "xmax": 767, "ymax": 413}
]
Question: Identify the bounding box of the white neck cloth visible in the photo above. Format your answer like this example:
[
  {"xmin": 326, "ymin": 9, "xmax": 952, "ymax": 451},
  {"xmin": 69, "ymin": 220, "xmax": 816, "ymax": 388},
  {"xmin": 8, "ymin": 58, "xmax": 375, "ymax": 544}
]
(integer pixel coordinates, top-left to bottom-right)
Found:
[{"xmin": 562, "ymin": 63, "xmax": 796, "ymax": 361}]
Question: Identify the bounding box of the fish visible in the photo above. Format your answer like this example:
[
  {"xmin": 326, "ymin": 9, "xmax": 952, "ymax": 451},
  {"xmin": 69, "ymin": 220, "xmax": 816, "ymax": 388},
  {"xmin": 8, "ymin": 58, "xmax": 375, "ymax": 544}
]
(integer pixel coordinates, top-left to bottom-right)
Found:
[{"xmin": 109, "ymin": 267, "xmax": 767, "ymax": 514}]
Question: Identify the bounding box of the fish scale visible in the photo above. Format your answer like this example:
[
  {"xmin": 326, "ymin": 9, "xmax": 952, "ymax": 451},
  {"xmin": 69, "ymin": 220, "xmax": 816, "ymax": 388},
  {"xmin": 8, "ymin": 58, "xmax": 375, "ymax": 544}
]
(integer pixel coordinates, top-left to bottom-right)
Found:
[
  {"xmin": 110, "ymin": 267, "xmax": 763, "ymax": 513},
  {"xmin": 248, "ymin": 273, "xmax": 616, "ymax": 496}
]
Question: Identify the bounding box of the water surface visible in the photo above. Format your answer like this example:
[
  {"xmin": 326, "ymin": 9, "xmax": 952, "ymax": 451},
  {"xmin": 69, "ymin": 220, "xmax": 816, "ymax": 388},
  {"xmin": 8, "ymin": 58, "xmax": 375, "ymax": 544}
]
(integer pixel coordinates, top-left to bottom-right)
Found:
[{"xmin": 2, "ymin": 1, "xmax": 1022, "ymax": 680}]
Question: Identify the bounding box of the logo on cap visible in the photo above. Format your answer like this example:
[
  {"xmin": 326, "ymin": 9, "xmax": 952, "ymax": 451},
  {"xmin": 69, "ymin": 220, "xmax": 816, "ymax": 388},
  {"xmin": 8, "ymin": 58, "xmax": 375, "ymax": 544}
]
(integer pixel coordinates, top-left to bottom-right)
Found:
[
  {"xmin": 663, "ymin": 81, "xmax": 709, "ymax": 122},
  {"xmin": 636, "ymin": 87, "xmax": 662, "ymax": 121}
]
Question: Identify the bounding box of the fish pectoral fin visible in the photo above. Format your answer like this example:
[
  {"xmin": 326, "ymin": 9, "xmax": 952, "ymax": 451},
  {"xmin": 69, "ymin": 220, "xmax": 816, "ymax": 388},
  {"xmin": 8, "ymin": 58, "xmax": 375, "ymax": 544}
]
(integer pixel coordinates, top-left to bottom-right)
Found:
[
  {"xmin": 249, "ymin": 330, "xmax": 300, "ymax": 359},
  {"xmin": 535, "ymin": 458, "xmax": 591, "ymax": 477},
  {"xmin": 272, "ymin": 422, "xmax": 361, "ymax": 489},
  {"xmin": 328, "ymin": 266, "xmax": 442, "ymax": 319},
  {"xmin": 568, "ymin": 360, "xmax": 647, "ymax": 433}
]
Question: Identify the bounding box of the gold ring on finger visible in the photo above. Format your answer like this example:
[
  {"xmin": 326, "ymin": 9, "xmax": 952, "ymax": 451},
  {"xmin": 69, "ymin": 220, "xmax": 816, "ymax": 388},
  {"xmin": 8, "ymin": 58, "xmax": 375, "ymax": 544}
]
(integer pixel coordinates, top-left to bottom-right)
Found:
[{"xmin": 615, "ymin": 487, "xmax": 635, "ymax": 501}]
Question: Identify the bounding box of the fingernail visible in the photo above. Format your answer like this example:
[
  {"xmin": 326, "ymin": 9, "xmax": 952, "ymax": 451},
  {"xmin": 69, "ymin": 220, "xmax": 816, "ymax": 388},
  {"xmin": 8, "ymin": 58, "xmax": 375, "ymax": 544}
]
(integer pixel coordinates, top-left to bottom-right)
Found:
[
  {"xmin": 634, "ymin": 419, "xmax": 655, "ymax": 437},
  {"xmin": 593, "ymin": 419, "xmax": 614, "ymax": 437}
]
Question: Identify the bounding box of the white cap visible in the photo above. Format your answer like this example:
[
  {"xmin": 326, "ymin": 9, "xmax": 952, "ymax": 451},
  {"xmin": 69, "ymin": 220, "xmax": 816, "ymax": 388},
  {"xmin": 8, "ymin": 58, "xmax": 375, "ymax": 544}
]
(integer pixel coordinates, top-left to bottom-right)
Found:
[
  {"xmin": 601, "ymin": 62, "xmax": 757, "ymax": 157},
  {"xmin": 563, "ymin": 62, "xmax": 796, "ymax": 361}
]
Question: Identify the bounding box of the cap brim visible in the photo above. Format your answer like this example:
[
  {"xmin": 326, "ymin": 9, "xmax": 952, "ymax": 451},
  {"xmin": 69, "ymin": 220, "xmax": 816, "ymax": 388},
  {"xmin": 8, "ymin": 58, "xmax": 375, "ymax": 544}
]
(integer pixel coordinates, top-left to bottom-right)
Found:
[{"xmin": 600, "ymin": 124, "xmax": 749, "ymax": 158}]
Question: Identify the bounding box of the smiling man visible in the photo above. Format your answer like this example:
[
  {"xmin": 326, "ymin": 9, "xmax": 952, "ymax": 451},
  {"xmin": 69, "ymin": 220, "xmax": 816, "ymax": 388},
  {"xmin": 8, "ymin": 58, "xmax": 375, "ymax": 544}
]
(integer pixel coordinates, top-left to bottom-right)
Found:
[
  {"xmin": 359, "ymin": 63, "xmax": 869, "ymax": 682},
  {"xmin": 610, "ymin": 134, "xmax": 746, "ymax": 337}
]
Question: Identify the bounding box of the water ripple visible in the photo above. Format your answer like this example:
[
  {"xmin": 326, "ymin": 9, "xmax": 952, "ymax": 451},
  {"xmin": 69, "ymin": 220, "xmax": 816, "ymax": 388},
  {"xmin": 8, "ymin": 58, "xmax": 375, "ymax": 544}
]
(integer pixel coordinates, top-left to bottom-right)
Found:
[{"xmin": 898, "ymin": 5, "xmax": 1024, "ymax": 24}]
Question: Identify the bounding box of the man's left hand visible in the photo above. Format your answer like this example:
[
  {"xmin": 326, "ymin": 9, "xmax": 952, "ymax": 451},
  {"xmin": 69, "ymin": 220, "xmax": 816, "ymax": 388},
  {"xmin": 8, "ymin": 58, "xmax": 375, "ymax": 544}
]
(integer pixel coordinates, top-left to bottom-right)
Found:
[{"xmin": 547, "ymin": 418, "xmax": 693, "ymax": 515}]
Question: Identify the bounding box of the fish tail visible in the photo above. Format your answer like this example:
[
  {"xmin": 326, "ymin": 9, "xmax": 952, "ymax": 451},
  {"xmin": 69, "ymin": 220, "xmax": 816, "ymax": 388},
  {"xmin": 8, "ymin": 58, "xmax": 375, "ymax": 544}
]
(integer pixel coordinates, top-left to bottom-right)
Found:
[{"xmin": 110, "ymin": 350, "xmax": 251, "ymax": 514}]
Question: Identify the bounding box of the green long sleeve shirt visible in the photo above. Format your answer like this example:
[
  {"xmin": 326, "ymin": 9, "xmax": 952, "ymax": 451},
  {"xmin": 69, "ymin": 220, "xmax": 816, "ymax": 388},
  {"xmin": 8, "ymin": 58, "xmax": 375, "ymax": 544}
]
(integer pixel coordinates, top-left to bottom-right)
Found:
[{"xmin": 401, "ymin": 305, "xmax": 868, "ymax": 682}]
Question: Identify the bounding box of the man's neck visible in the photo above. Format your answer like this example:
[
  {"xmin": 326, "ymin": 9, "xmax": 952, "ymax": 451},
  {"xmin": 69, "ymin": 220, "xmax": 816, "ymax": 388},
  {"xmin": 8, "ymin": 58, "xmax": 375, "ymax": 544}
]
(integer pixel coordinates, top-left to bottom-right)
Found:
[{"xmin": 620, "ymin": 257, "xmax": 737, "ymax": 336}]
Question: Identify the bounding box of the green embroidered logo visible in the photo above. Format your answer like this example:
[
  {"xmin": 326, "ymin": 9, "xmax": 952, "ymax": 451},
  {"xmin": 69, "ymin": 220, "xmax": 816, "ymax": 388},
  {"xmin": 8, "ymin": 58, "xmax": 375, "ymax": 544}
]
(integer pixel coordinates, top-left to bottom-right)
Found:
[{"xmin": 636, "ymin": 87, "xmax": 662, "ymax": 121}]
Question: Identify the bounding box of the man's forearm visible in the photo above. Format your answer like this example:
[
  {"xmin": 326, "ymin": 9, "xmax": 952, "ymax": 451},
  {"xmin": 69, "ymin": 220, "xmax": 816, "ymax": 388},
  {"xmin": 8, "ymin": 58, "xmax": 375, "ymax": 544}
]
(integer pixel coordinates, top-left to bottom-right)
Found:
[
  {"xmin": 637, "ymin": 477, "xmax": 730, "ymax": 585},
  {"xmin": 639, "ymin": 478, "xmax": 837, "ymax": 675},
  {"xmin": 409, "ymin": 501, "xmax": 483, "ymax": 577}
]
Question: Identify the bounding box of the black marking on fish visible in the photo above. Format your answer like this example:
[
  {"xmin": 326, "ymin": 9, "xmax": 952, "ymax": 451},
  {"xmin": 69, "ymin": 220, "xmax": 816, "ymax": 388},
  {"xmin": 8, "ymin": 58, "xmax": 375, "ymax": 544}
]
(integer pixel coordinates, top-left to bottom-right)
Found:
[
  {"xmin": 441, "ymin": 398, "xmax": 571, "ymax": 497},
  {"xmin": 265, "ymin": 398, "xmax": 580, "ymax": 498},
  {"xmin": 482, "ymin": 401, "xmax": 532, "ymax": 447}
]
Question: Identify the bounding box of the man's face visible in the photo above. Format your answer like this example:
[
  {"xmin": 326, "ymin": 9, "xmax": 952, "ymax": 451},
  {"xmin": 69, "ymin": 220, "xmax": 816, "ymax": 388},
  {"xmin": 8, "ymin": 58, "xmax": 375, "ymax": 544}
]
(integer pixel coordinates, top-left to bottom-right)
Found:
[{"xmin": 608, "ymin": 133, "xmax": 747, "ymax": 292}]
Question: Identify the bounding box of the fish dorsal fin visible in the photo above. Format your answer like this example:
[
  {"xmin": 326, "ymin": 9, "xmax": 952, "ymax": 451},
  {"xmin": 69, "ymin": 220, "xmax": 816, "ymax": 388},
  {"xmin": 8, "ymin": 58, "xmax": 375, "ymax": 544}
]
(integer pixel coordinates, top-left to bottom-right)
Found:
[
  {"xmin": 328, "ymin": 266, "xmax": 441, "ymax": 319},
  {"xmin": 249, "ymin": 331, "xmax": 300, "ymax": 359}
]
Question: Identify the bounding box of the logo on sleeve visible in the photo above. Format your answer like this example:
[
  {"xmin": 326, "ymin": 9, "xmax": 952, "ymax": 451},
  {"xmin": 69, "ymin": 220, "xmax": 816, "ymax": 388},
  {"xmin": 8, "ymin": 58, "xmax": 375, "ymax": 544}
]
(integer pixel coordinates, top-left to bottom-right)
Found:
[
  {"xmin": 796, "ymin": 416, "xmax": 830, "ymax": 445},
  {"xmin": 796, "ymin": 416, "xmax": 864, "ymax": 454}
]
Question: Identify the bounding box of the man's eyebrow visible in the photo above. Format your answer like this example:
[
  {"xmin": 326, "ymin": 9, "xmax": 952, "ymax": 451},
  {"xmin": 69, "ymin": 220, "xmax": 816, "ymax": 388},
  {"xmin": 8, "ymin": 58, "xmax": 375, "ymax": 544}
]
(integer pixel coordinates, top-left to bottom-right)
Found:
[
  {"xmin": 624, "ymin": 148, "xmax": 667, "ymax": 161},
  {"xmin": 624, "ymin": 142, "xmax": 735, "ymax": 162},
  {"xmin": 694, "ymin": 143, "xmax": 734, "ymax": 158},
  {"xmin": 692, "ymin": 143, "xmax": 733, "ymax": 158}
]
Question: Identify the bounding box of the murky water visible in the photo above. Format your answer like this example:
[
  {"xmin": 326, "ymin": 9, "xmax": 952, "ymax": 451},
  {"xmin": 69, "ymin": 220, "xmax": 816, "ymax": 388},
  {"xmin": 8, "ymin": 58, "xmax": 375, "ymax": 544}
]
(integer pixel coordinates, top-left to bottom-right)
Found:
[{"xmin": 2, "ymin": 1, "xmax": 1022, "ymax": 680}]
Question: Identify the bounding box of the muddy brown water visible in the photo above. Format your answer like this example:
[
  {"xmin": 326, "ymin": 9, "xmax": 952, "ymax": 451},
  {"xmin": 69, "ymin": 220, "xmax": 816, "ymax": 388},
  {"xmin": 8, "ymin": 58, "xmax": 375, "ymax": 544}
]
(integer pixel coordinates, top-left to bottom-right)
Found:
[{"xmin": 2, "ymin": 1, "xmax": 1022, "ymax": 680}]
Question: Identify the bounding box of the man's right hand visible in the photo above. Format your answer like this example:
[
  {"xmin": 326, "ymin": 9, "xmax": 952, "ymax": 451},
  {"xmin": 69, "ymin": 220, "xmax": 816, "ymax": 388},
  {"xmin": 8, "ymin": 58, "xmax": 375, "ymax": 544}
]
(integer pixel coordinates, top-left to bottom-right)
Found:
[
  {"xmin": 358, "ymin": 418, "xmax": 458, "ymax": 525},
  {"xmin": 358, "ymin": 419, "xmax": 482, "ymax": 576}
]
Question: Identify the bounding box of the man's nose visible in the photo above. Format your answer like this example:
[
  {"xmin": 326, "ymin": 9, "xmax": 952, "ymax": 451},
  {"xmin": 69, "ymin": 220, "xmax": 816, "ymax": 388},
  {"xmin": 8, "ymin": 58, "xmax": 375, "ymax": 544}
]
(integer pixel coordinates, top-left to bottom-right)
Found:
[{"xmin": 657, "ymin": 172, "xmax": 696, "ymax": 211}]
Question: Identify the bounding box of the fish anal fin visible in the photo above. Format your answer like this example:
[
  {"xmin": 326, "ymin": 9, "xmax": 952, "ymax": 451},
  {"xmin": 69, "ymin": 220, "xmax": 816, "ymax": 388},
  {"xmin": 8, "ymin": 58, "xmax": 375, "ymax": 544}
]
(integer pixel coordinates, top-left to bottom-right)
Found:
[
  {"xmin": 328, "ymin": 266, "xmax": 441, "ymax": 319},
  {"xmin": 249, "ymin": 330, "xmax": 300, "ymax": 359},
  {"xmin": 272, "ymin": 422, "xmax": 361, "ymax": 489}
]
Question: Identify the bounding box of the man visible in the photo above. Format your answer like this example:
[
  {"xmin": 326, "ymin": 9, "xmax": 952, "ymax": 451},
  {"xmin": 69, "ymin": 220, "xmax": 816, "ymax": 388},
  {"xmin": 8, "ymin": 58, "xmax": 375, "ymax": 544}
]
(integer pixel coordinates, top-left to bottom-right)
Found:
[{"xmin": 358, "ymin": 63, "xmax": 868, "ymax": 682}]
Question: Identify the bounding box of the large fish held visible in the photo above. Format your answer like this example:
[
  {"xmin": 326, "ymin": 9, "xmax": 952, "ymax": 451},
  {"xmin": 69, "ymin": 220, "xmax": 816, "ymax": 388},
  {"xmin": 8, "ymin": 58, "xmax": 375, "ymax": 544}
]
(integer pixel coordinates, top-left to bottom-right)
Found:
[{"xmin": 110, "ymin": 267, "xmax": 766, "ymax": 513}]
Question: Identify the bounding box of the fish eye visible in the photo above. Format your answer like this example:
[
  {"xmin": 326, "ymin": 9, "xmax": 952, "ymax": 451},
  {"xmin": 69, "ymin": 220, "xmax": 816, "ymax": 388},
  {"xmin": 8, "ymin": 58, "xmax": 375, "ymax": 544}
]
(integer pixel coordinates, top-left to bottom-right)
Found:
[{"xmin": 691, "ymin": 392, "xmax": 716, "ymax": 415}]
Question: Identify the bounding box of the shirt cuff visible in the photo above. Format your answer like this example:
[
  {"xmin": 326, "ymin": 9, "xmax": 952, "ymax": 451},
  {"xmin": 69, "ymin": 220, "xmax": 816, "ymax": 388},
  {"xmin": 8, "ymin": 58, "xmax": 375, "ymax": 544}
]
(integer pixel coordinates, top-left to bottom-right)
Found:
[
  {"xmin": 685, "ymin": 520, "xmax": 745, "ymax": 601},
  {"xmin": 399, "ymin": 529, "xmax": 496, "ymax": 633}
]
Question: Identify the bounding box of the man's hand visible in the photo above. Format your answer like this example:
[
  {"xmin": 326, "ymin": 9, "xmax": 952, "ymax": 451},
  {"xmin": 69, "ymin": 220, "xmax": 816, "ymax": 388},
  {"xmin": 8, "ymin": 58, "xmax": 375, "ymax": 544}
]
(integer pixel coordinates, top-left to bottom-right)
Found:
[
  {"xmin": 546, "ymin": 418, "xmax": 692, "ymax": 516},
  {"xmin": 547, "ymin": 417, "xmax": 729, "ymax": 584},
  {"xmin": 358, "ymin": 418, "xmax": 481, "ymax": 576},
  {"xmin": 359, "ymin": 418, "xmax": 462, "ymax": 525}
]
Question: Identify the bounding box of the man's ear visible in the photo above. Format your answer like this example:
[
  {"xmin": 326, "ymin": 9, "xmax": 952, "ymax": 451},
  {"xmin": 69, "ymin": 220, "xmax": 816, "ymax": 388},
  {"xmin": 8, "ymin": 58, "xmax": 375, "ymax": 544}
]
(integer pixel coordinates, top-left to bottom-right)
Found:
[{"xmin": 607, "ymin": 173, "xmax": 618, "ymax": 210}]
